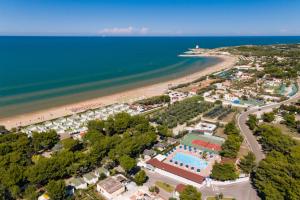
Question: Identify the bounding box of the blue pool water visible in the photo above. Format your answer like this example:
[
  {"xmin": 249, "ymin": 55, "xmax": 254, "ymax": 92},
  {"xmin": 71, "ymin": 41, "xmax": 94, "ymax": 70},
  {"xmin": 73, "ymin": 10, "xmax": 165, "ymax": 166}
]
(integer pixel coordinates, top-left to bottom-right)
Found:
[{"xmin": 172, "ymin": 152, "xmax": 208, "ymax": 169}]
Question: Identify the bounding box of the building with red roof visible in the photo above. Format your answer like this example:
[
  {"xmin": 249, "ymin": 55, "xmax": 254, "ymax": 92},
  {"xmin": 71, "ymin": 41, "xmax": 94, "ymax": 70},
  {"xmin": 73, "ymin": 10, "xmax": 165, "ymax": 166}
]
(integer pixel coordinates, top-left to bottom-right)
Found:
[{"xmin": 146, "ymin": 158, "xmax": 205, "ymax": 188}]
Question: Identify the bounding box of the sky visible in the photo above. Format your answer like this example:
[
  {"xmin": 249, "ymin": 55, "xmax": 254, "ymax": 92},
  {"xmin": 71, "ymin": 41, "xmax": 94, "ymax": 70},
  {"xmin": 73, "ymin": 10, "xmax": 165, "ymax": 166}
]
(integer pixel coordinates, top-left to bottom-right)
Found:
[{"xmin": 0, "ymin": 0, "xmax": 300, "ymax": 36}]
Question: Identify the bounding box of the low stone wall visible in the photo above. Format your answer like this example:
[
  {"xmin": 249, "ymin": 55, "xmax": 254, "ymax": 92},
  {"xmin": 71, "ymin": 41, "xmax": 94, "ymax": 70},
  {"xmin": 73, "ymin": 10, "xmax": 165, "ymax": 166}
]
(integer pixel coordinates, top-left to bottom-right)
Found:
[{"xmin": 208, "ymin": 177, "xmax": 249, "ymax": 186}]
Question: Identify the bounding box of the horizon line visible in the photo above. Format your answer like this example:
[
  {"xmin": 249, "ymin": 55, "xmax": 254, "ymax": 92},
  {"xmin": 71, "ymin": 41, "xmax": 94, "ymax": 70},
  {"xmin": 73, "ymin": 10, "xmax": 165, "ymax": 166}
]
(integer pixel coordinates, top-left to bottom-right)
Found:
[{"xmin": 1, "ymin": 35, "xmax": 300, "ymax": 37}]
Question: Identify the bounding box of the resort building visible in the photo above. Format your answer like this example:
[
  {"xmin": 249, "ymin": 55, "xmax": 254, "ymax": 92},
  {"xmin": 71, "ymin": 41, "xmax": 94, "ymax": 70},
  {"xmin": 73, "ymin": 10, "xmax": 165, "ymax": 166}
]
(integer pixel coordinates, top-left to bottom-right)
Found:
[
  {"xmin": 96, "ymin": 176, "xmax": 126, "ymax": 200},
  {"xmin": 187, "ymin": 122, "xmax": 217, "ymax": 135},
  {"xmin": 94, "ymin": 167, "xmax": 110, "ymax": 178},
  {"xmin": 147, "ymin": 155, "xmax": 206, "ymax": 188},
  {"xmin": 83, "ymin": 172, "xmax": 98, "ymax": 185},
  {"xmin": 68, "ymin": 178, "xmax": 88, "ymax": 190}
]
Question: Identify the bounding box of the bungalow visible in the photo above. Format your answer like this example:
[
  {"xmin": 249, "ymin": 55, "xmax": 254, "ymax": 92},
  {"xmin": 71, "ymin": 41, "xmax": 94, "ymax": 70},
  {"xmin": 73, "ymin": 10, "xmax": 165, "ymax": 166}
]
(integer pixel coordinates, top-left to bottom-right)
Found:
[
  {"xmin": 96, "ymin": 176, "xmax": 125, "ymax": 200},
  {"xmin": 154, "ymin": 142, "xmax": 168, "ymax": 151},
  {"xmin": 83, "ymin": 172, "xmax": 98, "ymax": 185},
  {"xmin": 167, "ymin": 137, "xmax": 178, "ymax": 145},
  {"xmin": 69, "ymin": 178, "xmax": 87, "ymax": 190},
  {"xmin": 94, "ymin": 167, "xmax": 110, "ymax": 178},
  {"xmin": 143, "ymin": 149, "xmax": 156, "ymax": 160}
]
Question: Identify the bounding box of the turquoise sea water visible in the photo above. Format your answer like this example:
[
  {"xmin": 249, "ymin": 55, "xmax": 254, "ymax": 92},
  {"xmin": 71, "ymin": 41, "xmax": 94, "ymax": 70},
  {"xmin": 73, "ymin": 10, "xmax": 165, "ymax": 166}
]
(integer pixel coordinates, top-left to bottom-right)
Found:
[{"xmin": 1, "ymin": 36, "xmax": 300, "ymax": 117}]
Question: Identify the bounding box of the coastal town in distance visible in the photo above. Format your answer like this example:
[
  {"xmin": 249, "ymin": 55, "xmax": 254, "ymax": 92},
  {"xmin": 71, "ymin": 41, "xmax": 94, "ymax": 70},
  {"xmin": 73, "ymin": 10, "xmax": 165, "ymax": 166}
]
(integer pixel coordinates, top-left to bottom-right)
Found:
[{"xmin": 1, "ymin": 1, "xmax": 300, "ymax": 200}]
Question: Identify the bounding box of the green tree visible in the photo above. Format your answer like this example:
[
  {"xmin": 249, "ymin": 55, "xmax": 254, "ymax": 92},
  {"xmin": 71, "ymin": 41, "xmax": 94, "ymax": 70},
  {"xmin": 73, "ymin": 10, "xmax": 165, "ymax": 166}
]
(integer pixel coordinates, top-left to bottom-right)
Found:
[
  {"xmin": 179, "ymin": 185, "xmax": 202, "ymax": 200},
  {"xmin": 113, "ymin": 112, "xmax": 131, "ymax": 134},
  {"xmin": 238, "ymin": 152, "xmax": 256, "ymax": 174},
  {"xmin": 220, "ymin": 134, "xmax": 242, "ymax": 158},
  {"xmin": 283, "ymin": 113, "xmax": 296, "ymax": 128},
  {"xmin": 23, "ymin": 185, "xmax": 38, "ymax": 200},
  {"xmin": 246, "ymin": 114, "xmax": 258, "ymax": 130},
  {"xmin": 61, "ymin": 138, "xmax": 82, "ymax": 152},
  {"xmin": 157, "ymin": 125, "xmax": 172, "ymax": 137},
  {"xmin": 262, "ymin": 112, "xmax": 275, "ymax": 123},
  {"xmin": 211, "ymin": 163, "xmax": 238, "ymax": 181},
  {"xmin": 32, "ymin": 130, "xmax": 59, "ymax": 152},
  {"xmin": 87, "ymin": 120, "xmax": 104, "ymax": 133},
  {"xmin": 46, "ymin": 180, "xmax": 67, "ymax": 200},
  {"xmin": 119, "ymin": 155, "xmax": 136, "ymax": 172},
  {"xmin": 224, "ymin": 122, "xmax": 240, "ymax": 135},
  {"xmin": 149, "ymin": 186, "xmax": 159, "ymax": 194},
  {"xmin": 134, "ymin": 170, "xmax": 147, "ymax": 185}
]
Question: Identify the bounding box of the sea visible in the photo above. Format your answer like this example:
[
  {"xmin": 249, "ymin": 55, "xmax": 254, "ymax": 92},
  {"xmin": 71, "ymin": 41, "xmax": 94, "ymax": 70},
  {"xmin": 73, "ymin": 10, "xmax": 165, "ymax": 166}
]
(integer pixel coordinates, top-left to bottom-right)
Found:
[{"xmin": 1, "ymin": 36, "xmax": 300, "ymax": 118}]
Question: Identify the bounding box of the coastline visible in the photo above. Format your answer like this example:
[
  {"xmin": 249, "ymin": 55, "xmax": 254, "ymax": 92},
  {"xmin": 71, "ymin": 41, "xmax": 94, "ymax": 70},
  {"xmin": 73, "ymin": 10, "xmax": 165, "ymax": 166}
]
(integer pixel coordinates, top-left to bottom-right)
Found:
[{"xmin": 0, "ymin": 54, "xmax": 237, "ymax": 129}]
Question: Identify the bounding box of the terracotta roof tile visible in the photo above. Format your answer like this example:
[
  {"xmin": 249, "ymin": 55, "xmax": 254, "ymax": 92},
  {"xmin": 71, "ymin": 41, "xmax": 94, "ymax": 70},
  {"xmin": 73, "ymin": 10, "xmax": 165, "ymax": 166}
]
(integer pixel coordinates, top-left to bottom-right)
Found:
[{"xmin": 147, "ymin": 159, "xmax": 205, "ymax": 184}]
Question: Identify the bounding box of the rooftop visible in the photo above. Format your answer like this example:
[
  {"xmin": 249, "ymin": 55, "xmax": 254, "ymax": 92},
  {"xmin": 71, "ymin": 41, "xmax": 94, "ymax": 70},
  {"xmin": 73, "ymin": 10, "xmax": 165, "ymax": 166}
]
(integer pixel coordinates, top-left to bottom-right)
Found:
[
  {"xmin": 69, "ymin": 177, "xmax": 85, "ymax": 187},
  {"xmin": 147, "ymin": 158, "xmax": 205, "ymax": 184},
  {"xmin": 97, "ymin": 177, "xmax": 124, "ymax": 194},
  {"xmin": 83, "ymin": 172, "xmax": 97, "ymax": 180}
]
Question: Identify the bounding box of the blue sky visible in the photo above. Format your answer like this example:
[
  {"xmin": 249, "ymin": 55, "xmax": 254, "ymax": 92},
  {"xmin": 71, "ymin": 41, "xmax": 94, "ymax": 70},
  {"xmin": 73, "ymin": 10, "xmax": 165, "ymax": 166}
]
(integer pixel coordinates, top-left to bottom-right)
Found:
[{"xmin": 0, "ymin": 0, "xmax": 299, "ymax": 36}]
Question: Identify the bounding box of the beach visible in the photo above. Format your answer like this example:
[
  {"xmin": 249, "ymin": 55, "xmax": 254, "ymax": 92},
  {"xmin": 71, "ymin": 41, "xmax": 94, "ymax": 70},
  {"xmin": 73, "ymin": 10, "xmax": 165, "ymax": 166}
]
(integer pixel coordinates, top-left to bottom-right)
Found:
[{"xmin": 0, "ymin": 54, "xmax": 237, "ymax": 129}]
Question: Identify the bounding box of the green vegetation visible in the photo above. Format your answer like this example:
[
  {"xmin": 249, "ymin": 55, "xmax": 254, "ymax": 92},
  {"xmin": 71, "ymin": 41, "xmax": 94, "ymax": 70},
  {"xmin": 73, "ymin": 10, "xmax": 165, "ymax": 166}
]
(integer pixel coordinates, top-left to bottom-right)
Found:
[
  {"xmin": 211, "ymin": 163, "xmax": 238, "ymax": 181},
  {"xmin": 134, "ymin": 170, "xmax": 147, "ymax": 186},
  {"xmin": 204, "ymin": 105, "xmax": 233, "ymax": 120},
  {"xmin": 179, "ymin": 185, "xmax": 202, "ymax": 200},
  {"xmin": 32, "ymin": 130, "xmax": 59, "ymax": 151},
  {"xmin": 246, "ymin": 114, "xmax": 258, "ymax": 130},
  {"xmin": 119, "ymin": 155, "xmax": 136, "ymax": 172},
  {"xmin": 238, "ymin": 152, "xmax": 256, "ymax": 174},
  {"xmin": 207, "ymin": 197, "xmax": 234, "ymax": 200},
  {"xmin": 255, "ymin": 124, "xmax": 296, "ymax": 153},
  {"xmin": 220, "ymin": 122, "xmax": 243, "ymax": 158},
  {"xmin": 261, "ymin": 112, "xmax": 275, "ymax": 123},
  {"xmin": 46, "ymin": 180, "xmax": 67, "ymax": 200},
  {"xmin": 150, "ymin": 96, "xmax": 212, "ymax": 128},
  {"xmin": 136, "ymin": 95, "xmax": 170, "ymax": 105},
  {"xmin": 155, "ymin": 181, "xmax": 174, "ymax": 193},
  {"xmin": 148, "ymin": 185, "xmax": 159, "ymax": 194},
  {"xmin": 0, "ymin": 113, "xmax": 157, "ymax": 199},
  {"xmin": 61, "ymin": 138, "xmax": 83, "ymax": 152},
  {"xmin": 252, "ymin": 124, "xmax": 300, "ymax": 200}
]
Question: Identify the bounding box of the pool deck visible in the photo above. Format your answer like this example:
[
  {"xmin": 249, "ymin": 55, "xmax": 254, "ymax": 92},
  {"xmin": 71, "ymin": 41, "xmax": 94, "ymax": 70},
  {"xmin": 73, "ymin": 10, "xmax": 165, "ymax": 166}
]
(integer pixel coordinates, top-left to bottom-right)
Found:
[{"xmin": 163, "ymin": 145, "xmax": 221, "ymax": 177}]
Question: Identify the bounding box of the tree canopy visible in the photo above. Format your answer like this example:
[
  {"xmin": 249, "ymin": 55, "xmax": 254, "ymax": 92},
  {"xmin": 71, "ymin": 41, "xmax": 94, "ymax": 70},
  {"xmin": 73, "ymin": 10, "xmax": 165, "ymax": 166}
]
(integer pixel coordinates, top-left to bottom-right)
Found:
[
  {"xmin": 134, "ymin": 170, "xmax": 147, "ymax": 186},
  {"xmin": 211, "ymin": 163, "xmax": 238, "ymax": 181},
  {"xmin": 46, "ymin": 180, "xmax": 67, "ymax": 200},
  {"xmin": 238, "ymin": 152, "xmax": 256, "ymax": 174},
  {"xmin": 179, "ymin": 185, "xmax": 202, "ymax": 200}
]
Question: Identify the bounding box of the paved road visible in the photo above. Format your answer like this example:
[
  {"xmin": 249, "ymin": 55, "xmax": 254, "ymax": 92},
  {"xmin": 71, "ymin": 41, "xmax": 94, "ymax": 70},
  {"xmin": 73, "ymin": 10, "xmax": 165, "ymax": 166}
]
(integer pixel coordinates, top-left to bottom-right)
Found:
[
  {"xmin": 145, "ymin": 170, "xmax": 259, "ymax": 200},
  {"xmin": 237, "ymin": 80, "xmax": 300, "ymax": 162}
]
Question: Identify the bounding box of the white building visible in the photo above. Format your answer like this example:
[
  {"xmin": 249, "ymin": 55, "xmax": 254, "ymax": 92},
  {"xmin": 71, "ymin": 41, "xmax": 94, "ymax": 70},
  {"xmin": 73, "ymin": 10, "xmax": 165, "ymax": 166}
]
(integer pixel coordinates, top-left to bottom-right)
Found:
[
  {"xmin": 69, "ymin": 178, "xmax": 87, "ymax": 190},
  {"xmin": 187, "ymin": 122, "xmax": 217, "ymax": 135},
  {"xmin": 96, "ymin": 177, "xmax": 125, "ymax": 200},
  {"xmin": 83, "ymin": 172, "xmax": 98, "ymax": 185}
]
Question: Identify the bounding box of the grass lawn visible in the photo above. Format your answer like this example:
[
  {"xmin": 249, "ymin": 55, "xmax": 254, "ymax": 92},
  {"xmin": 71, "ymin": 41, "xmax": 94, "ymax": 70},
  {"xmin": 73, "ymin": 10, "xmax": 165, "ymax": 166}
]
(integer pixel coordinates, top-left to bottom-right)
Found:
[
  {"xmin": 207, "ymin": 197, "xmax": 234, "ymax": 200},
  {"xmin": 155, "ymin": 181, "xmax": 174, "ymax": 193}
]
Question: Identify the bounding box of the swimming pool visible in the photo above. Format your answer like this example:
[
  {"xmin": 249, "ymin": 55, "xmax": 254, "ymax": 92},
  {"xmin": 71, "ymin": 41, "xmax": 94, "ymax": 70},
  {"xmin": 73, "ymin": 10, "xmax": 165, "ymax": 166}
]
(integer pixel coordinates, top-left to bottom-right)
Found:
[{"xmin": 172, "ymin": 152, "xmax": 208, "ymax": 169}]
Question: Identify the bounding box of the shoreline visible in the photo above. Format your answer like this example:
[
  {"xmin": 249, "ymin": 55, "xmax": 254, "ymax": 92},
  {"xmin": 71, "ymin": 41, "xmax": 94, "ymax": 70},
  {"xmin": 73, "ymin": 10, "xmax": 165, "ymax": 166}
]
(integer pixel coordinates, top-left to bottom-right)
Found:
[{"xmin": 0, "ymin": 54, "xmax": 237, "ymax": 129}]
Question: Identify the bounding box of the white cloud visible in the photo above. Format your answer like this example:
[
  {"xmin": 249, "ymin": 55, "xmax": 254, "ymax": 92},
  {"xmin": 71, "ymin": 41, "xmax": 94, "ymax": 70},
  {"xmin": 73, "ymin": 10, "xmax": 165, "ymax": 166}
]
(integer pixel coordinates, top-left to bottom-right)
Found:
[{"xmin": 98, "ymin": 26, "xmax": 149, "ymax": 35}]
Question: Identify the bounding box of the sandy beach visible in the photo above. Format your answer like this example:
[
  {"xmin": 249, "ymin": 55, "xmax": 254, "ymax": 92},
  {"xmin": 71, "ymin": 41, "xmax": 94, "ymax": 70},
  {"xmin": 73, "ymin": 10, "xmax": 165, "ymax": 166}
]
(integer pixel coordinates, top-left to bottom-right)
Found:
[{"xmin": 0, "ymin": 54, "xmax": 237, "ymax": 129}]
